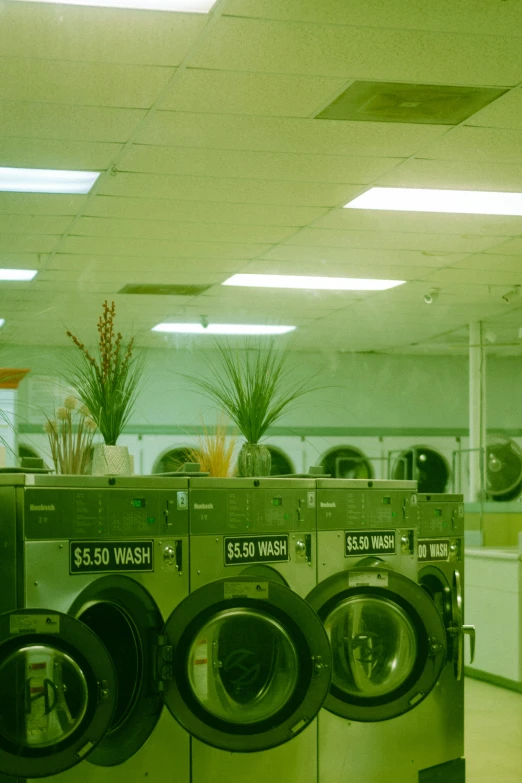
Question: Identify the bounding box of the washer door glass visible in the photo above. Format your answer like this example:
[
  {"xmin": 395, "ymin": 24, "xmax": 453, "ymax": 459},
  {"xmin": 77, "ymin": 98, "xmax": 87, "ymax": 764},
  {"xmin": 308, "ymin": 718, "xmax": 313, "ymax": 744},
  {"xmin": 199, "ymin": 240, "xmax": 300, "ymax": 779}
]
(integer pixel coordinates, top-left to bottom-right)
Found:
[
  {"xmin": 0, "ymin": 644, "xmax": 89, "ymax": 749},
  {"xmin": 161, "ymin": 576, "xmax": 332, "ymax": 752},
  {"xmin": 0, "ymin": 610, "xmax": 116, "ymax": 779},
  {"xmin": 326, "ymin": 596, "xmax": 417, "ymax": 699},
  {"xmin": 187, "ymin": 608, "xmax": 299, "ymax": 723}
]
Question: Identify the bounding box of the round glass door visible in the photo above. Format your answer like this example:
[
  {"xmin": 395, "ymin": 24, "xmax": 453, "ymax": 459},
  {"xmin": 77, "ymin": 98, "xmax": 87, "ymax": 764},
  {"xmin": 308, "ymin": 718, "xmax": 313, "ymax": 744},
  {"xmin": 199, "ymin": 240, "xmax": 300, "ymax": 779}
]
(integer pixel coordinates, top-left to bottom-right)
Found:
[
  {"xmin": 187, "ymin": 608, "xmax": 299, "ymax": 723},
  {"xmin": 162, "ymin": 576, "xmax": 332, "ymax": 752},
  {"xmin": 0, "ymin": 609, "xmax": 116, "ymax": 779},
  {"xmin": 327, "ymin": 595, "xmax": 417, "ymax": 700},
  {"xmin": 307, "ymin": 567, "xmax": 447, "ymax": 721}
]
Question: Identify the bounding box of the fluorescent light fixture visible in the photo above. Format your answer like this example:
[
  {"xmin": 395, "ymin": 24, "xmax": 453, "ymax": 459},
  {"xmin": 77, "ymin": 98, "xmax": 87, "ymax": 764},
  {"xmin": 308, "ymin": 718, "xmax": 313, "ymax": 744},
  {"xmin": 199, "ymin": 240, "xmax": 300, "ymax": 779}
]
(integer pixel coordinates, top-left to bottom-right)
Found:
[
  {"xmin": 223, "ymin": 274, "xmax": 405, "ymax": 291},
  {"xmin": 344, "ymin": 187, "xmax": 522, "ymax": 216},
  {"xmin": 0, "ymin": 269, "xmax": 37, "ymax": 281},
  {"xmin": 14, "ymin": 1, "xmax": 216, "ymax": 11},
  {"xmin": 152, "ymin": 323, "xmax": 295, "ymax": 335},
  {"xmin": 0, "ymin": 167, "xmax": 99, "ymax": 195},
  {"xmin": 0, "ymin": 320, "xmax": 4, "ymax": 328}
]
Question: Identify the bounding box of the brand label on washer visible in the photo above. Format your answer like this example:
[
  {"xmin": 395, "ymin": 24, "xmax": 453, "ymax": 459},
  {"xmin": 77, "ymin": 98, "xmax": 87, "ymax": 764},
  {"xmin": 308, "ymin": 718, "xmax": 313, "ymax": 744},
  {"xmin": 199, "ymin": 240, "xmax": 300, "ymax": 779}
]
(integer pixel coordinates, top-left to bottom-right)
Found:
[
  {"xmin": 345, "ymin": 530, "xmax": 396, "ymax": 557},
  {"xmin": 70, "ymin": 540, "xmax": 154, "ymax": 573},
  {"xmin": 224, "ymin": 535, "xmax": 289, "ymax": 565},
  {"xmin": 10, "ymin": 614, "xmax": 60, "ymax": 635},
  {"xmin": 349, "ymin": 571, "xmax": 389, "ymax": 588},
  {"xmin": 224, "ymin": 581, "xmax": 269, "ymax": 600},
  {"xmin": 418, "ymin": 538, "xmax": 450, "ymax": 562}
]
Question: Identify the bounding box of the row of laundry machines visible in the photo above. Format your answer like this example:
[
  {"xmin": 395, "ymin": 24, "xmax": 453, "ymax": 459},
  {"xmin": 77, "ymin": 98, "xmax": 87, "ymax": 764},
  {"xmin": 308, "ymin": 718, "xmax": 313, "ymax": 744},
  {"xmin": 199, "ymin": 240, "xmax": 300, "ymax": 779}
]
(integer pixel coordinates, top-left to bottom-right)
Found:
[
  {"xmin": 20, "ymin": 427, "xmax": 522, "ymax": 500},
  {"xmin": 0, "ymin": 472, "xmax": 474, "ymax": 783}
]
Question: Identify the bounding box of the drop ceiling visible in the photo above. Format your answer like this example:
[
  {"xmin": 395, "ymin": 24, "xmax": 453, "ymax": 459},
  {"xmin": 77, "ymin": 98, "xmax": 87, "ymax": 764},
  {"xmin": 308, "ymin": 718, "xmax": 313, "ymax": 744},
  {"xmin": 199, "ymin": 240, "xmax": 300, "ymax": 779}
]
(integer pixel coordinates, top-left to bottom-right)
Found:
[{"xmin": 2, "ymin": 0, "xmax": 522, "ymax": 353}]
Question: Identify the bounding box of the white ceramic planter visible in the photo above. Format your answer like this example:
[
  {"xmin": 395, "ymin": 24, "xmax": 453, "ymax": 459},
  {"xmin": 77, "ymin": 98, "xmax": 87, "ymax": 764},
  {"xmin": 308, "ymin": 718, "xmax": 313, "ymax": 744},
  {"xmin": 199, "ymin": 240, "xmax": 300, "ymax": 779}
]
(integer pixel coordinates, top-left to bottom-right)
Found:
[{"xmin": 91, "ymin": 444, "xmax": 132, "ymax": 476}]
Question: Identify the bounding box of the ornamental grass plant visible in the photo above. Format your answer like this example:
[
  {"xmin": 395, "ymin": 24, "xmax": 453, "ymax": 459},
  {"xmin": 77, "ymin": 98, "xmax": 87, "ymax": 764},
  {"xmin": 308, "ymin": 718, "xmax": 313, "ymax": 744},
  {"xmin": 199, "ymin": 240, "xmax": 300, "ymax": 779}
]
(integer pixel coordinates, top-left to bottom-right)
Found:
[
  {"xmin": 187, "ymin": 339, "xmax": 316, "ymax": 446},
  {"xmin": 44, "ymin": 396, "xmax": 97, "ymax": 474},
  {"xmin": 65, "ymin": 301, "xmax": 143, "ymax": 446},
  {"xmin": 186, "ymin": 416, "xmax": 237, "ymax": 477}
]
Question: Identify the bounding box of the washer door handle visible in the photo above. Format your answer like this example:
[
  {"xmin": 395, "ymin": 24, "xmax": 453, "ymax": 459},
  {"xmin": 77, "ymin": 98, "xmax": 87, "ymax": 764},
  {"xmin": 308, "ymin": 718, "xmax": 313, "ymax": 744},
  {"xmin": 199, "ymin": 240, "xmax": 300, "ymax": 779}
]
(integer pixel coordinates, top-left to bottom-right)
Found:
[{"xmin": 462, "ymin": 625, "xmax": 476, "ymax": 664}]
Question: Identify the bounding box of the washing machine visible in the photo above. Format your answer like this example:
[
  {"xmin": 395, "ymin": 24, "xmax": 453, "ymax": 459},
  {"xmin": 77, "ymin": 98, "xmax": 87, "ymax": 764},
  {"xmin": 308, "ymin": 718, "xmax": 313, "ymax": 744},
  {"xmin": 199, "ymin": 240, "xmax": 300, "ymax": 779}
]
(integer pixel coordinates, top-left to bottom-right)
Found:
[
  {"xmin": 411, "ymin": 493, "xmax": 475, "ymax": 781},
  {"xmin": 186, "ymin": 476, "xmax": 332, "ymax": 783},
  {"xmin": 0, "ymin": 473, "xmax": 191, "ymax": 782},
  {"xmin": 306, "ymin": 479, "xmax": 450, "ymax": 783}
]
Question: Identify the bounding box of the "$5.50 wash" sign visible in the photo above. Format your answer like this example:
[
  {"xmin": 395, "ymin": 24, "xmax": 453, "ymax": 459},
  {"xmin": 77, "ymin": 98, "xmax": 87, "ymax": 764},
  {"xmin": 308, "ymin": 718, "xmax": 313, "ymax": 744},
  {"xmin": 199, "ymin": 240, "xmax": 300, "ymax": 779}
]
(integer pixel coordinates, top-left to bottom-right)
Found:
[{"xmin": 70, "ymin": 540, "xmax": 154, "ymax": 573}]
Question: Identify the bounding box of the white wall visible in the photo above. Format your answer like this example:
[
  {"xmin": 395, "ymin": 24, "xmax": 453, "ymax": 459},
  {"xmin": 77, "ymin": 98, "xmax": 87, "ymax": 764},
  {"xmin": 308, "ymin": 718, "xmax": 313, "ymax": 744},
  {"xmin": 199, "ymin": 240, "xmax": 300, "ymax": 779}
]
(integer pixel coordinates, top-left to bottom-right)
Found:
[{"xmin": 4, "ymin": 343, "xmax": 522, "ymax": 433}]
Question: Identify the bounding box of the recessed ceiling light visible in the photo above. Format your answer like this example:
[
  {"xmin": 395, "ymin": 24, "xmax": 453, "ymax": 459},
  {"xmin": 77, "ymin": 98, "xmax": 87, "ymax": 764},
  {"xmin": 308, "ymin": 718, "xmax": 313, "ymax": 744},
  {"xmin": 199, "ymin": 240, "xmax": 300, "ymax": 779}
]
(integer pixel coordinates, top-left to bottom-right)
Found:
[
  {"xmin": 14, "ymin": 0, "xmax": 216, "ymax": 11},
  {"xmin": 0, "ymin": 167, "xmax": 99, "ymax": 195},
  {"xmin": 152, "ymin": 323, "xmax": 296, "ymax": 335},
  {"xmin": 344, "ymin": 187, "xmax": 522, "ymax": 216},
  {"xmin": 0, "ymin": 269, "xmax": 37, "ymax": 281},
  {"xmin": 223, "ymin": 274, "xmax": 405, "ymax": 291}
]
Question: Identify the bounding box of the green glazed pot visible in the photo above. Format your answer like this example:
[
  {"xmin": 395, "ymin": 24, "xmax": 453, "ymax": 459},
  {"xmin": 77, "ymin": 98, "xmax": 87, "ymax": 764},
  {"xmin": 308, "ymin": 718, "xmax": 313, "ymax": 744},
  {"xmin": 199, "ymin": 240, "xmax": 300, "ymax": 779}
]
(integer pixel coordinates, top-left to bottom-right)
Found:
[{"xmin": 237, "ymin": 443, "xmax": 271, "ymax": 477}]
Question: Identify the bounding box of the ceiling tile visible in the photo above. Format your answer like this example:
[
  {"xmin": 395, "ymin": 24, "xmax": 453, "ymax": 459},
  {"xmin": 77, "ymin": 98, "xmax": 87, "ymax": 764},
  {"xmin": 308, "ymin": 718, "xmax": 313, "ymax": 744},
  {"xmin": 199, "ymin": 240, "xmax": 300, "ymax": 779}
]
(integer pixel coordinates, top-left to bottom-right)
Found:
[
  {"xmin": 466, "ymin": 87, "xmax": 522, "ymax": 131},
  {"xmin": 420, "ymin": 126, "xmax": 522, "ymax": 163},
  {"xmin": 191, "ymin": 17, "xmax": 522, "ymax": 85},
  {"xmin": 73, "ymin": 217, "xmax": 296, "ymax": 244},
  {"xmin": 284, "ymin": 228, "xmax": 504, "ymax": 254},
  {"xmin": 454, "ymin": 254, "xmax": 522, "ymax": 273},
  {"xmin": 84, "ymin": 195, "xmax": 327, "ymax": 226},
  {"xmin": 159, "ymin": 68, "xmax": 346, "ymax": 116},
  {"xmin": 0, "ymin": 234, "xmax": 59, "ymax": 254},
  {"xmin": 61, "ymin": 235, "xmax": 270, "ymax": 259},
  {"xmin": 261, "ymin": 245, "xmax": 467, "ymax": 267},
  {"xmin": 0, "ymin": 102, "xmax": 146, "ymax": 143},
  {"xmin": 242, "ymin": 259, "xmax": 437, "ymax": 280},
  {"xmin": 376, "ymin": 157, "xmax": 522, "ymax": 191},
  {"xmin": 312, "ymin": 208, "xmax": 522, "ymax": 237},
  {"xmin": 119, "ymin": 144, "xmax": 403, "ymax": 184},
  {"xmin": 0, "ymin": 194, "xmax": 86, "ymax": 216},
  {"xmin": 0, "ymin": 58, "xmax": 175, "ymax": 109},
  {"xmin": 0, "ymin": 216, "xmax": 71, "ymax": 235},
  {"xmin": 136, "ymin": 111, "xmax": 447, "ymax": 157},
  {"xmin": 423, "ymin": 267, "xmax": 522, "ymax": 286},
  {"xmin": 482, "ymin": 238, "xmax": 522, "ymax": 256},
  {"xmin": 98, "ymin": 172, "xmax": 360, "ymax": 207},
  {"xmin": 0, "ymin": 137, "xmax": 123, "ymax": 171},
  {"xmin": 223, "ymin": 1, "xmax": 522, "ymax": 36},
  {"xmin": 0, "ymin": 3, "xmax": 207, "ymax": 65}
]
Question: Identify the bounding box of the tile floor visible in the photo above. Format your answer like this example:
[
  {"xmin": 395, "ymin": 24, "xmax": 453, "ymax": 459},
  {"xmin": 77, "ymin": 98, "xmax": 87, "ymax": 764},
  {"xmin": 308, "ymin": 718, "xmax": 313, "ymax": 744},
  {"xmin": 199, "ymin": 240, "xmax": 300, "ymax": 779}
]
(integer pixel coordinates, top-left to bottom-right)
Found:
[{"xmin": 465, "ymin": 677, "xmax": 522, "ymax": 782}]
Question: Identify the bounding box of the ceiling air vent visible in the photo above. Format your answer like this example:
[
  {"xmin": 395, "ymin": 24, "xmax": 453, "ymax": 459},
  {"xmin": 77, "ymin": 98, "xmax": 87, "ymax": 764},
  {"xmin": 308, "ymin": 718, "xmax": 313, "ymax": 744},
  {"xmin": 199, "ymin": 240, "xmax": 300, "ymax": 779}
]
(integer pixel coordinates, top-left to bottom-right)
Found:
[
  {"xmin": 315, "ymin": 81, "xmax": 506, "ymax": 125},
  {"xmin": 119, "ymin": 284, "xmax": 211, "ymax": 296}
]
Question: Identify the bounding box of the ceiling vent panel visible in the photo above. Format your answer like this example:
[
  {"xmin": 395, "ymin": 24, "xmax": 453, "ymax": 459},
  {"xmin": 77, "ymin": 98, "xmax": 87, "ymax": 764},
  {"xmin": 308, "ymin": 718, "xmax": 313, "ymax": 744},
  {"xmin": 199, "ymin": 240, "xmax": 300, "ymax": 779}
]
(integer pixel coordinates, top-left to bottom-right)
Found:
[
  {"xmin": 119, "ymin": 284, "xmax": 211, "ymax": 296},
  {"xmin": 315, "ymin": 81, "xmax": 507, "ymax": 125}
]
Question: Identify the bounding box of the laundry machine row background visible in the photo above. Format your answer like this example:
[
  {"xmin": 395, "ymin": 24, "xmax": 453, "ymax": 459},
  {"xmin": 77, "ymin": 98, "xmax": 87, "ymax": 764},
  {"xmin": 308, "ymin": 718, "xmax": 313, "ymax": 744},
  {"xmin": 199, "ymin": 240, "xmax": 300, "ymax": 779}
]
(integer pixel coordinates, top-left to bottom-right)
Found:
[
  {"xmin": 17, "ymin": 429, "xmax": 469, "ymax": 488},
  {"xmin": 0, "ymin": 474, "xmax": 469, "ymax": 783}
]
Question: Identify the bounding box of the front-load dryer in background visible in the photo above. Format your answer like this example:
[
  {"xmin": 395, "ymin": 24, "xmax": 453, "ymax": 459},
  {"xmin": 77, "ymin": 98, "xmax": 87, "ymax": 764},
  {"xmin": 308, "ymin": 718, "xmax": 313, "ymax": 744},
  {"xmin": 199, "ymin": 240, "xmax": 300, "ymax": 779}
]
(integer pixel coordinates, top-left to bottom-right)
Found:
[
  {"xmin": 413, "ymin": 493, "xmax": 475, "ymax": 782},
  {"xmin": 187, "ymin": 477, "xmax": 331, "ymax": 783},
  {"xmin": 0, "ymin": 474, "xmax": 191, "ymax": 783},
  {"xmin": 307, "ymin": 479, "xmax": 448, "ymax": 783}
]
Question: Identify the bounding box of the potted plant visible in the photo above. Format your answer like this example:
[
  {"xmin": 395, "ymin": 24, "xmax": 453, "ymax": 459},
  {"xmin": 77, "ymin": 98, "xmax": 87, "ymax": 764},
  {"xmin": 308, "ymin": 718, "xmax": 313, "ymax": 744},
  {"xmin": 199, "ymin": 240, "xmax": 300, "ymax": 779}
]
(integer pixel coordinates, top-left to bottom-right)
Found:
[
  {"xmin": 65, "ymin": 301, "xmax": 143, "ymax": 475},
  {"xmin": 186, "ymin": 415, "xmax": 237, "ymax": 477},
  {"xmin": 44, "ymin": 396, "xmax": 97, "ymax": 474},
  {"xmin": 187, "ymin": 339, "xmax": 315, "ymax": 477}
]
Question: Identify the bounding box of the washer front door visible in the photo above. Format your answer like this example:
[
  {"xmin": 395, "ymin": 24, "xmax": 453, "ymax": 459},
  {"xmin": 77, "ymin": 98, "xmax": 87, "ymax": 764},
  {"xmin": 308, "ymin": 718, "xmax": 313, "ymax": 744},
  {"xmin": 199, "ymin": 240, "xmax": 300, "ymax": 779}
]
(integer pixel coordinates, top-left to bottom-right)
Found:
[
  {"xmin": 160, "ymin": 576, "xmax": 332, "ymax": 752},
  {"xmin": 0, "ymin": 609, "xmax": 116, "ymax": 778},
  {"xmin": 307, "ymin": 564, "xmax": 447, "ymax": 721}
]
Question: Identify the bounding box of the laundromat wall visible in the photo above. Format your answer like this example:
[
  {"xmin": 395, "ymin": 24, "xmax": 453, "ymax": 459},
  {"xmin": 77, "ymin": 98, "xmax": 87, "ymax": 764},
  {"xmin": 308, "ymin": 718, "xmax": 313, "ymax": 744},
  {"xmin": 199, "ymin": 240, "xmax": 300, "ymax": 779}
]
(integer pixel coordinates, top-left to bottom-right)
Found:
[{"xmin": 9, "ymin": 344, "xmax": 522, "ymax": 543}]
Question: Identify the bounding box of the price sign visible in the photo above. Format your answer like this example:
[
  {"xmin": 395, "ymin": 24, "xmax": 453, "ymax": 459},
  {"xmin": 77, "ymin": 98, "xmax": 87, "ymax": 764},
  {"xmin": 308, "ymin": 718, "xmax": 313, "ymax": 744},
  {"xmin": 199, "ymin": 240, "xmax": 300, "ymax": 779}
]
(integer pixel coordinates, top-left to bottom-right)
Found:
[
  {"xmin": 418, "ymin": 538, "xmax": 450, "ymax": 562},
  {"xmin": 345, "ymin": 530, "xmax": 396, "ymax": 557},
  {"xmin": 70, "ymin": 540, "xmax": 154, "ymax": 574},
  {"xmin": 224, "ymin": 535, "xmax": 289, "ymax": 566}
]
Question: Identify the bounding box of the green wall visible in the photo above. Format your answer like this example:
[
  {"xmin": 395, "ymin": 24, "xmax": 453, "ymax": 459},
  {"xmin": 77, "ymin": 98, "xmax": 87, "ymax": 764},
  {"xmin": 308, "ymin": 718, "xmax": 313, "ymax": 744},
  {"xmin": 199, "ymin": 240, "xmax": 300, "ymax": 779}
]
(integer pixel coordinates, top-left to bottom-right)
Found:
[{"xmin": 4, "ymin": 343, "xmax": 521, "ymax": 434}]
